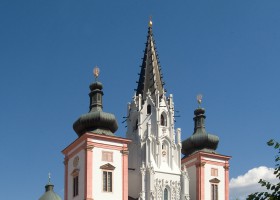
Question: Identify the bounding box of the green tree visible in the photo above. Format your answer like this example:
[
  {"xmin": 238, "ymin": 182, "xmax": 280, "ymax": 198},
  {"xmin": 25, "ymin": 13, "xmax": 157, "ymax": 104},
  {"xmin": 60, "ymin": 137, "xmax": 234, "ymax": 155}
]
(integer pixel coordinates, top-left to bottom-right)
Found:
[{"xmin": 247, "ymin": 139, "xmax": 280, "ymax": 200}]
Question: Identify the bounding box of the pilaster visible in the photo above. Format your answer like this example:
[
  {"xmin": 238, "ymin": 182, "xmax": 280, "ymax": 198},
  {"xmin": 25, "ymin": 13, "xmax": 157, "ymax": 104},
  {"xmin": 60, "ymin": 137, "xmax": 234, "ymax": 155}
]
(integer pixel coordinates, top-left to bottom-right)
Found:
[
  {"xmin": 84, "ymin": 145, "xmax": 94, "ymax": 200},
  {"xmin": 224, "ymin": 163, "xmax": 230, "ymax": 200},
  {"xmin": 196, "ymin": 161, "xmax": 206, "ymax": 200},
  {"xmin": 121, "ymin": 149, "xmax": 129, "ymax": 200},
  {"xmin": 64, "ymin": 156, "xmax": 69, "ymax": 200}
]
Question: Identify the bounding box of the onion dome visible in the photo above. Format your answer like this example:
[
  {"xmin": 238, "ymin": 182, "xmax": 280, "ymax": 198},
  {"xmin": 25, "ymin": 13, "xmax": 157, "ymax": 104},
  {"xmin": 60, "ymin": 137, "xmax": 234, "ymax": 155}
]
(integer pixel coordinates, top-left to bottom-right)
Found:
[
  {"xmin": 38, "ymin": 175, "xmax": 61, "ymax": 200},
  {"xmin": 73, "ymin": 67, "xmax": 118, "ymax": 137},
  {"xmin": 182, "ymin": 96, "xmax": 219, "ymax": 156}
]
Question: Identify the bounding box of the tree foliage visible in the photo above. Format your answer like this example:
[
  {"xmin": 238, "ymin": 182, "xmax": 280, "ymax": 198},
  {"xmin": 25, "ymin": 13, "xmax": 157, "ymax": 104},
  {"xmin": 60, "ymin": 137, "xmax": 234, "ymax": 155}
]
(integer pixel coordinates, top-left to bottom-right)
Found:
[{"xmin": 247, "ymin": 139, "xmax": 280, "ymax": 200}]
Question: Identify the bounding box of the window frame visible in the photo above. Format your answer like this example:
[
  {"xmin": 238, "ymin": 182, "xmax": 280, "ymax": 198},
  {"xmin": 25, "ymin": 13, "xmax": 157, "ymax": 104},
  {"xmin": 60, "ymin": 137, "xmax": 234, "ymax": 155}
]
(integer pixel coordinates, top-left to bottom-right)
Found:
[
  {"xmin": 100, "ymin": 163, "xmax": 115, "ymax": 193},
  {"xmin": 211, "ymin": 168, "xmax": 218, "ymax": 177},
  {"xmin": 71, "ymin": 169, "xmax": 79, "ymax": 197},
  {"xmin": 163, "ymin": 187, "xmax": 169, "ymax": 200},
  {"xmin": 147, "ymin": 104, "xmax": 151, "ymax": 115},
  {"xmin": 160, "ymin": 112, "xmax": 167, "ymax": 126},
  {"xmin": 211, "ymin": 184, "xmax": 218, "ymax": 200},
  {"xmin": 102, "ymin": 170, "xmax": 113, "ymax": 192}
]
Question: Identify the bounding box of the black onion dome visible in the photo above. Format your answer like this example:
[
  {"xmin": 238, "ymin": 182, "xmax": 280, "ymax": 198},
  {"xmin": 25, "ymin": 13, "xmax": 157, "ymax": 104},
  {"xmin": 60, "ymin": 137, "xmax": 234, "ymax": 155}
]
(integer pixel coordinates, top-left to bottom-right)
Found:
[
  {"xmin": 182, "ymin": 107, "xmax": 219, "ymax": 156},
  {"xmin": 73, "ymin": 80, "xmax": 118, "ymax": 137},
  {"xmin": 90, "ymin": 81, "xmax": 103, "ymax": 91}
]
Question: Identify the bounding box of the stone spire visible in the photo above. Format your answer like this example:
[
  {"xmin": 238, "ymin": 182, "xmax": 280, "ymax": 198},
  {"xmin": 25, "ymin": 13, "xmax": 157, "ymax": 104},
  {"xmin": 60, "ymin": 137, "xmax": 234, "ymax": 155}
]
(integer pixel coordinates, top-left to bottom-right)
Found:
[
  {"xmin": 182, "ymin": 97, "xmax": 219, "ymax": 157},
  {"xmin": 136, "ymin": 18, "xmax": 164, "ymax": 101},
  {"xmin": 73, "ymin": 67, "xmax": 118, "ymax": 137}
]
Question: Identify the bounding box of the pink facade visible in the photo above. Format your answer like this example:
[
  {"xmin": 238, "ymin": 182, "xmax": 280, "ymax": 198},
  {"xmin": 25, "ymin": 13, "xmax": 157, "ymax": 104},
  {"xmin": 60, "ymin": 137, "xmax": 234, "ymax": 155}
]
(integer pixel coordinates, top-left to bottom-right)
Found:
[
  {"xmin": 182, "ymin": 152, "xmax": 231, "ymax": 200},
  {"xmin": 62, "ymin": 132, "xmax": 131, "ymax": 200}
]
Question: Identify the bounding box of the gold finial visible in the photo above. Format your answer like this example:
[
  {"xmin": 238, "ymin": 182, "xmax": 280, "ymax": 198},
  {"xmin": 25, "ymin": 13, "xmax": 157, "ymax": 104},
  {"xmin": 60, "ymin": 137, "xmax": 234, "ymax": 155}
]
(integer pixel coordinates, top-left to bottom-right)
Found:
[
  {"xmin": 149, "ymin": 16, "xmax": 153, "ymax": 27},
  {"xmin": 196, "ymin": 94, "xmax": 203, "ymax": 107},
  {"xmin": 93, "ymin": 66, "xmax": 100, "ymax": 81}
]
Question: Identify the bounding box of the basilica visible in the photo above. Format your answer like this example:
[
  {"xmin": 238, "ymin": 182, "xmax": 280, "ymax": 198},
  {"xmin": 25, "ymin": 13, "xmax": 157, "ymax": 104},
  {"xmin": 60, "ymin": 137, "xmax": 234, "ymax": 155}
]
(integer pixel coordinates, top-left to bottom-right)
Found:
[{"xmin": 38, "ymin": 20, "xmax": 231, "ymax": 200}]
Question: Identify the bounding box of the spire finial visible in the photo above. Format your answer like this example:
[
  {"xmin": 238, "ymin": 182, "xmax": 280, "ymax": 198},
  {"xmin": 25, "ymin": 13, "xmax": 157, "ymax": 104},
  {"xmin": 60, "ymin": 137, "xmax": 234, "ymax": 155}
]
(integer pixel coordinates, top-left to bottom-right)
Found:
[
  {"xmin": 196, "ymin": 94, "xmax": 203, "ymax": 107},
  {"xmin": 93, "ymin": 66, "xmax": 100, "ymax": 81},
  {"xmin": 48, "ymin": 172, "xmax": 51, "ymax": 183},
  {"xmin": 149, "ymin": 16, "xmax": 153, "ymax": 27}
]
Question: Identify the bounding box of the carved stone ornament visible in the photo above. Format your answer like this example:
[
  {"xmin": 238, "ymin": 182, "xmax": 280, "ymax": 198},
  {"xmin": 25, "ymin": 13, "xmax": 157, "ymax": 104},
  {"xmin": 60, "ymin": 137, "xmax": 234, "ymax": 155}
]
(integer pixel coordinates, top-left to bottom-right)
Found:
[
  {"xmin": 73, "ymin": 156, "xmax": 79, "ymax": 167},
  {"xmin": 71, "ymin": 168, "xmax": 80, "ymax": 177}
]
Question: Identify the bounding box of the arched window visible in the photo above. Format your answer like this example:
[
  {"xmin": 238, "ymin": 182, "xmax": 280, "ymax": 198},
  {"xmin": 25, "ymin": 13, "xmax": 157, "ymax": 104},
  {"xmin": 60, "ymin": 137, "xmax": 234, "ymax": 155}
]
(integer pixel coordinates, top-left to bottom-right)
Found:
[
  {"xmin": 161, "ymin": 113, "xmax": 166, "ymax": 126},
  {"xmin": 164, "ymin": 188, "xmax": 168, "ymax": 200},
  {"xmin": 147, "ymin": 105, "xmax": 151, "ymax": 115}
]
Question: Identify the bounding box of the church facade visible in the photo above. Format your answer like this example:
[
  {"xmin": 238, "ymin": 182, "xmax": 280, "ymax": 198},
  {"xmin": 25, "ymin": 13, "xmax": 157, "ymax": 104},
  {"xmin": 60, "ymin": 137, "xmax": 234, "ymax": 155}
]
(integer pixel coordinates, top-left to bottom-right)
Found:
[{"xmin": 54, "ymin": 20, "xmax": 231, "ymax": 200}]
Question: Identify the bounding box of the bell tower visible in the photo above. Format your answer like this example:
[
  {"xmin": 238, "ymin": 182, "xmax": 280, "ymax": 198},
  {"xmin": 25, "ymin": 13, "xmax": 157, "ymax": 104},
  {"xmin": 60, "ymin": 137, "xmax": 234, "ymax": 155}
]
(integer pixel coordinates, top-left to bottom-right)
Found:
[
  {"xmin": 181, "ymin": 96, "xmax": 231, "ymax": 200},
  {"xmin": 126, "ymin": 20, "xmax": 190, "ymax": 200},
  {"xmin": 62, "ymin": 67, "xmax": 131, "ymax": 200}
]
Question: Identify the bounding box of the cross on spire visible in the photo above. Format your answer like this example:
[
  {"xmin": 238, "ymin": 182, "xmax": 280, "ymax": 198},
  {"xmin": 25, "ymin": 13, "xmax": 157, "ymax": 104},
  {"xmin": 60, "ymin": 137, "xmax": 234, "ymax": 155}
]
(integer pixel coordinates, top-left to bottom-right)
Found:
[{"xmin": 48, "ymin": 172, "xmax": 51, "ymax": 183}]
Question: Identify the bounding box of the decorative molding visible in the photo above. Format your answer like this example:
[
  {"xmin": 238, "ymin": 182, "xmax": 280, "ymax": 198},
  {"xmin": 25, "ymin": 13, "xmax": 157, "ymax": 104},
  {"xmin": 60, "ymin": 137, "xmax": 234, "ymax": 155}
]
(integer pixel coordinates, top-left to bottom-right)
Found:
[
  {"xmin": 224, "ymin": 165, "xmax": 230, "ymax": 171},
  {"xmin": 195, "ymin": 161, "xmax": 206, "ymax": 168},
  {"xmin": 209, "ymin": 178, "xmax": 220, "ymax": 184},
  {"xmin": 63, "ymin": 156, "xmax": 69, "ymax": 165},
  {"xmin": 85, "ymin": 145, "xmax": 94, "ymax": 151},
  {"xmin": 121, "ymin": 149, "xmax": 129, "ymax": 155},
  {"xmin": 71, "ymin": 168, "xmax": 80, "ymax": 177},
  {"xmin": 140, "ymin": 167, "xmax": 146, "ymax": 175},
  {"xmin": 100, "ymin": 163, "xmax": 116, "ymax": 170},
  {"xmin": 73, "ymin": 156, "xmax": 79, "ymax": 167}
]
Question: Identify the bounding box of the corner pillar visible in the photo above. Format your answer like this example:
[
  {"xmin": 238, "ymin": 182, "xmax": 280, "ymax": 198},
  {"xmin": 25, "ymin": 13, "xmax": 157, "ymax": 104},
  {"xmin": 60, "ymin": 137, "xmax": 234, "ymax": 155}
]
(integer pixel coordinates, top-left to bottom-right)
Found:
[
  {"xmin": 85, "ymin": 145, "xmax": 94, "ymax": 200},
  {"xmin": 196, "ymin": 161, "xmax": 206, "ymax": 200},
  {"xmin": 224, "ymin": 163, "xmax": 230, "ymax": 200},
  {"xmin": 121, "ymin": 149, "xmax": 129, "ymax": 200},
  {"xmin": 63, "ymin": 156, "xmax": 69, "ymax": 200}
]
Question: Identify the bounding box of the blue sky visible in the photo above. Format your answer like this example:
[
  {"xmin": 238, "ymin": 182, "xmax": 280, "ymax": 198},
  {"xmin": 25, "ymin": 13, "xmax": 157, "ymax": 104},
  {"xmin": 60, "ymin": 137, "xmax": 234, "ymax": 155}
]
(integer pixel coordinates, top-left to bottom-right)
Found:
[{"xmin": 0, "ymin": 1, "xmax": 279, "ymax": 199}]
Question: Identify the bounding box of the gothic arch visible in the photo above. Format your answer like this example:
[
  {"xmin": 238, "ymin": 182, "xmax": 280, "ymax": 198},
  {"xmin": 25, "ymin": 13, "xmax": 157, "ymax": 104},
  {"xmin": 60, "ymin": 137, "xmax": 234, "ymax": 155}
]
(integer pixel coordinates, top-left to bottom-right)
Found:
[
  {"xmin": 161, "ymin": 140, "xmax": 170, "ymax": 165},
  {"xmin": 160, "ymin": 111, "xmax": 167, "ymax": 126},
  {"xmin": 147, "ymin": 104, "xmax": 151, "ymax": 115},
  {"xmin": 163, "ymin": 185, "xmax": 171, "ymax": 200}
]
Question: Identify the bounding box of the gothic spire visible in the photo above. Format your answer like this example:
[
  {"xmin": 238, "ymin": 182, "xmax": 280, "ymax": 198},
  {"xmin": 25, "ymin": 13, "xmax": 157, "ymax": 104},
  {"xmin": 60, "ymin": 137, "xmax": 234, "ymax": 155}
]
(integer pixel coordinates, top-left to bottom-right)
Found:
[{"xmin": 136, "ymin": 19, "xmax": 165, "ymax": 101}]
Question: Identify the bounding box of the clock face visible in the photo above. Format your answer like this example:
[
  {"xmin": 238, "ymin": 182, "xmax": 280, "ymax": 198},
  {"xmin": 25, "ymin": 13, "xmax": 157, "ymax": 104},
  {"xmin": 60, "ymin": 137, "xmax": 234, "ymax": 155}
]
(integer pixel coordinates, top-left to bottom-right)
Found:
[{"xmin": 73, "ymin": 156, "xmax": 79, "ymax": 167}]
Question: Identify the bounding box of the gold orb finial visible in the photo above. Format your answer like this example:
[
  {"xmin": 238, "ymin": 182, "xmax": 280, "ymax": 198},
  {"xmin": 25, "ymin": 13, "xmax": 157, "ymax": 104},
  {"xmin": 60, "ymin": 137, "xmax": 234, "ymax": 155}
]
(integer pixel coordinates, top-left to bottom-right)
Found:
[
  {"xmin": 93, "ymin": 66, "xmax": 100, "ymax": 80},
  {"xmin": 149, "ymin": 16, "xmax": 153, "ymax": 27},
  {"xmin": 196, "ymin": 94, "xmax": 203, "ymax": 107}
]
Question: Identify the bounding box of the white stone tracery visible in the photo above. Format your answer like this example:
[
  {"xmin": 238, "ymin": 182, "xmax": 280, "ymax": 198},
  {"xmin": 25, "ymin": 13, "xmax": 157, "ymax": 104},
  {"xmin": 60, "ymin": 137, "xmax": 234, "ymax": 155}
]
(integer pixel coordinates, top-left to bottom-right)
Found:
[{"xmin": 127, "ymin": 89, "xmax": 189, "ymax": 200}]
